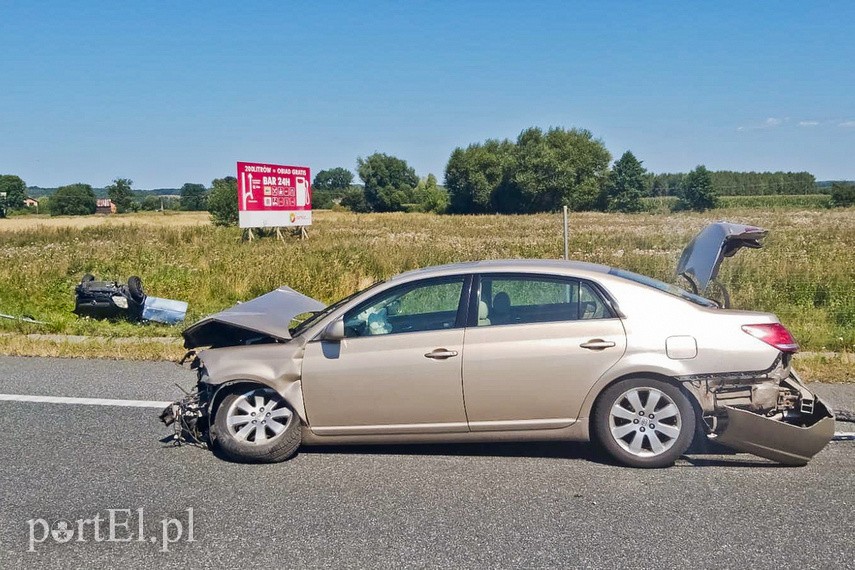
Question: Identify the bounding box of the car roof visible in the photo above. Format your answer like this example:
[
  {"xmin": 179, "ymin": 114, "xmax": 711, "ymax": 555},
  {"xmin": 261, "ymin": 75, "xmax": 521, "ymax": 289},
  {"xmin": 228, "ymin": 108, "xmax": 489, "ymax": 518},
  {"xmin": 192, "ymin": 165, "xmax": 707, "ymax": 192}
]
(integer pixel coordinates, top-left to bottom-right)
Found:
[{"xmin": 390, "ymin": 259, "xmax": 613, "ymax": 283}]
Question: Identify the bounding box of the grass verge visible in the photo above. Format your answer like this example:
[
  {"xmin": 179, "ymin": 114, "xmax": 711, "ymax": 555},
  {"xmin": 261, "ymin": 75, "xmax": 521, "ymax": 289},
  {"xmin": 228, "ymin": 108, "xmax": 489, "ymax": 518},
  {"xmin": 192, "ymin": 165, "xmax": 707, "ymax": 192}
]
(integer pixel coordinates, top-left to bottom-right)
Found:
[{"xmin": 0, "ymin": 334, "xmax": 185, "ymax": 361}]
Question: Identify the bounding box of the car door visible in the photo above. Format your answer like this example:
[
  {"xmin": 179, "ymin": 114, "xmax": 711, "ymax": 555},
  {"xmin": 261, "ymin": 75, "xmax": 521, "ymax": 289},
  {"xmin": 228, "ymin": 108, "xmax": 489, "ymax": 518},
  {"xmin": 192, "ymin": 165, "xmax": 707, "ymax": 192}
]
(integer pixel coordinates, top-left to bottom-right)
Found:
[
  {"xmin": 301, "ymin": 275, "xmax": 471, "ymax": 435},
  {"xmin": 462, "ymin": 273, "xmax": 626, "ymax": 431}
]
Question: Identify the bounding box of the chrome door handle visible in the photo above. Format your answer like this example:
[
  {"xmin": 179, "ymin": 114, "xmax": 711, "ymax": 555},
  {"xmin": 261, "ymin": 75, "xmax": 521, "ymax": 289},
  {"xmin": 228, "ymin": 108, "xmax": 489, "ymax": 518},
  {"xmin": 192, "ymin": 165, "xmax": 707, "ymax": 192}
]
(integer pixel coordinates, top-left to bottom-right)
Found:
[
  {"xmin": 424, "ymin": 348, "xmax": 459, "ymax": 360},
  {"xmin": 580, "ymin": 339, "xmax": 616, "ymax": 350}
]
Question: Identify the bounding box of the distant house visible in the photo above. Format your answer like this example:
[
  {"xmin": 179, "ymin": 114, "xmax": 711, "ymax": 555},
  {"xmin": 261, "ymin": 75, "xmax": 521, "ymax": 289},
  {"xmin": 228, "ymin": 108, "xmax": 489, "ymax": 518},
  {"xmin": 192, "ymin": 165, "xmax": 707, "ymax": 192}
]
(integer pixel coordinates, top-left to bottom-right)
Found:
[
  {"xmin": 23, "ymin": 197, "xmax": 39, "ymax": 208},
  {"xmin": 96, "ymin": 199, "xmax": 116, "ymax": 214}
]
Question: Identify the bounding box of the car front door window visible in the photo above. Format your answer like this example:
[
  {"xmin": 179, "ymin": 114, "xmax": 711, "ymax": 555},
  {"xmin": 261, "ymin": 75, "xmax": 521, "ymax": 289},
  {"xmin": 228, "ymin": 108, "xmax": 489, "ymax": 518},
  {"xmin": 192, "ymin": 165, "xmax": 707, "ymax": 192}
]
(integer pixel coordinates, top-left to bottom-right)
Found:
[{"xmin": 344, "ymin": 278, "xmax": 465, "ymax": 337}]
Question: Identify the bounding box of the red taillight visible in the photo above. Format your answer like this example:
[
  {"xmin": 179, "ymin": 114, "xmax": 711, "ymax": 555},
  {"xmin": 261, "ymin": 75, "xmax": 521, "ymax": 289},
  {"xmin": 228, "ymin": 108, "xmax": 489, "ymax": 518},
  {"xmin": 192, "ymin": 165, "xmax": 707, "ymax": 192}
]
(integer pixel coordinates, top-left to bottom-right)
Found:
[{"xmin": 741, "ymin": 323, "xmax": 800, "ymax": 353}]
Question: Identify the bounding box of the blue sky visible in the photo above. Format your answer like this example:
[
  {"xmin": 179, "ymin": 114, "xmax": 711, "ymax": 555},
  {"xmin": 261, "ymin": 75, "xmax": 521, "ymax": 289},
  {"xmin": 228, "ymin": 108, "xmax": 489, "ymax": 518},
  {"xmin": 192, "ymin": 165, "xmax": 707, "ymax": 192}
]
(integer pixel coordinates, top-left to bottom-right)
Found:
[{"xmin": 1, "ymin": 1, "xmax": 853, "ymax": 188}]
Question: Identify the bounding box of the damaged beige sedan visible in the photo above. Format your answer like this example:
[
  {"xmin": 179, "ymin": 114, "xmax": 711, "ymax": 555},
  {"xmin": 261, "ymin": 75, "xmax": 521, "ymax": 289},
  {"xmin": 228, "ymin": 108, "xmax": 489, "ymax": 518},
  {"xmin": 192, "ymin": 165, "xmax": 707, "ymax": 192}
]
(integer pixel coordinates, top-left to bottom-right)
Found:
[{"xmin": 162, "ymin": 222, "xmax": 834, "ymax": 468}]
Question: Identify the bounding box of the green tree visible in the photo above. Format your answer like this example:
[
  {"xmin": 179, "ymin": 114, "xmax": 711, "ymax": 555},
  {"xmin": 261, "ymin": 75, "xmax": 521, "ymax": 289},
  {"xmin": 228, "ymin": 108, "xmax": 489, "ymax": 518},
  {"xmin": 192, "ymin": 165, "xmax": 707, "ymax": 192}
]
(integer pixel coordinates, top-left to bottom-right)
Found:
[
  {"xmin": 208, "ymin": 176, "xmax": 239, "ymax": 226},
  {"xmin": 509, "ymin": 127, "xmax": 611, "ymax": 213},
  {"xmin": 604, "ymin": 151, "xmax": 646, "ymax": 212},
  {"xmin": 313, "ymin": 167, "xmax": 354, "ymax": 192},
  {"xmin": 444, "ymin": 127, "xmax": 611, "ymax": 214},
  {"xmin": 180, "ymin": 183, "xmax": 208, "ymax": 211},
  {"xmin": 829, "ymin": 182, "xmax": 855, "ymax": 207},
  {"xmin": 139, "ymin": 195, "xmax": 162, "ymax": 211},
  {"xmin": 0, "ymin": 175, "xmax": 27, "ymax": 210},
  {"xmin": 105, "ymin": 177, "xmax": 135, "ymax": 213},
  {"xmin": 140, "ymin": 195, "xmax": 180, "ymax": 210},
  {"xmin": 340, "ymin": 187, "xmax": 370, "ymax": 212},
  {"xmin": 412, "ymin": 174, "xmax": 449, "ymax": 213},
  {"xmin": 445, "ymin": 139, "xmax": 515, "ymax": 213},
  {"xmin": 675, "ymin": 165, "xmax": 718, "ymax": 211},
  {"xmin": 35, "ymin": 196, "xmax": 50, "ymax": 214},
  {"xmin": 49, "ymin": 183, "xmax": 97, "ymax": 216},
  {"xmin": 312, "ymin": 167, "xmax": 354, "ymax": 209},
  {"xmin": 356, "ymin": 153, "xmax": 419, "ymax": 212}
]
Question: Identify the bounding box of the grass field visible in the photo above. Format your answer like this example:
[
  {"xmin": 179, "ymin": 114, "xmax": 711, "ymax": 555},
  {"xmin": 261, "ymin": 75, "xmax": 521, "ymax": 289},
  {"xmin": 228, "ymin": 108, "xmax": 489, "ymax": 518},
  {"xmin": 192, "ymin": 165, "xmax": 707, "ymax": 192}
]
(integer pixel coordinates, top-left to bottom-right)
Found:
[
  {"xmin": 641, "ymin": 194, "xmax": 832, "ymax": 212},
  {"xmin": 0, "ymin": 207, "xmax": 852, "ymax": 379}
]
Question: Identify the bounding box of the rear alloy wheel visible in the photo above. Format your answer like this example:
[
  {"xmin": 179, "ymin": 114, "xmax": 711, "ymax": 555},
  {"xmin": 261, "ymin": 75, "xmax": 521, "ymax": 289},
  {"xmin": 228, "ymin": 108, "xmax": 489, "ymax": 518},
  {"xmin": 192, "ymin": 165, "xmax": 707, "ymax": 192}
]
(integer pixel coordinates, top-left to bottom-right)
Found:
[
  {"xmin": 212, "ymin": 386, "xmax": 301, "ymax": 463},
  {"xmin": 594, "ymin": 378, "xmax": 695, "ymax": 468}
]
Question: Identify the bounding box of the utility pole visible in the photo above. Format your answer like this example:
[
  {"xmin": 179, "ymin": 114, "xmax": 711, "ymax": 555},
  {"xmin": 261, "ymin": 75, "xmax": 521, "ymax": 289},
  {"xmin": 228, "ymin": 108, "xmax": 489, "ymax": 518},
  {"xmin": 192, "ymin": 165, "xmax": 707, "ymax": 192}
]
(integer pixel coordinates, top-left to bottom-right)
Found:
[{"xmin": 562, "ymin": 206, "xmax": 569, "ymax": 260}]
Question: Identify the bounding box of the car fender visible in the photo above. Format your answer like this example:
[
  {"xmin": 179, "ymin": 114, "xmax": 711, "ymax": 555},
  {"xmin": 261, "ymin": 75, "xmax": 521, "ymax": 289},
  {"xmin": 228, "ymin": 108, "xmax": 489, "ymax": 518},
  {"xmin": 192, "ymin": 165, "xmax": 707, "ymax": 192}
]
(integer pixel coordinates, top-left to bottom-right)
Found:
[
  {"xmin": 575, "ymin": 351, "xmax": 712, "ymax": 423},
  {"xmin": 197, "ymin": 342, "xmax": 309, "ymax": 424}
]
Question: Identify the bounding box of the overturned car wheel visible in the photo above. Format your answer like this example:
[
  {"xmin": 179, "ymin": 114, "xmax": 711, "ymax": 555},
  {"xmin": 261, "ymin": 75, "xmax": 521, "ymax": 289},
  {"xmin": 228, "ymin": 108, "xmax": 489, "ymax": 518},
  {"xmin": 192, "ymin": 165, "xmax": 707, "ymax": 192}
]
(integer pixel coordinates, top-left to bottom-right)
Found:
[
  {"xmin": 594, "ymin": 377, "xmax": 695, "ymax": 468},
  {"xmin": 212, "ymin": 386, "xmax": 301, "ymax": 463}
]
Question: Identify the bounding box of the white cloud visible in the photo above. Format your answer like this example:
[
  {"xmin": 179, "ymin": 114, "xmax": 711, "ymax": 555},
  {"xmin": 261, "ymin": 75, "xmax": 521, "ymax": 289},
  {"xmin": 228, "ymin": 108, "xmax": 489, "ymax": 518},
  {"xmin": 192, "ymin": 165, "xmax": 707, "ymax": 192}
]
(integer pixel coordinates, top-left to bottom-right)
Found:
[
  {"xmin": 798, "ymin": 120, "xmax": 820, "ymax": 127},
  {"xmin": 737, "ymin": 117, "xmax": 786, "ymax": 131},
  {"xmin": 839, "ymin": 120, "xmax": 855, "ymax": 128}
]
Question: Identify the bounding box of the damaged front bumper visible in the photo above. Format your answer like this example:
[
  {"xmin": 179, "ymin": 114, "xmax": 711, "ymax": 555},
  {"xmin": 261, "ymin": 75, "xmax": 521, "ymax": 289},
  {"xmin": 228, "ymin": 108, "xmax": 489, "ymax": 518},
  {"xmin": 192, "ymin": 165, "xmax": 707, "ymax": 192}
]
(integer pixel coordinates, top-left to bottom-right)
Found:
[
  {"xmin": 705, "ymin": 372, "xmax": 835, "ymax": 465},
  {"xmin": 159, "ymin": 374, "xmax": 213, "ymax": 447}
]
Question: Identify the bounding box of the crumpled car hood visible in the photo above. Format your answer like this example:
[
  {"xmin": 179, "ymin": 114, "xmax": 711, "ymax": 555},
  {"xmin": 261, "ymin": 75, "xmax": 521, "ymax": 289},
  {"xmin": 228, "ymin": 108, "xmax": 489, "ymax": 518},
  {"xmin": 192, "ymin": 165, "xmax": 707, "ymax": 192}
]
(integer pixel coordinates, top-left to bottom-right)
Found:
[
  {"xmin": 676, "ymin": 222, "xmax": 767, "ymax": 292},
  {"xmin": 182, "ymin": 286, "xmax": 325, "ymax": 348}
]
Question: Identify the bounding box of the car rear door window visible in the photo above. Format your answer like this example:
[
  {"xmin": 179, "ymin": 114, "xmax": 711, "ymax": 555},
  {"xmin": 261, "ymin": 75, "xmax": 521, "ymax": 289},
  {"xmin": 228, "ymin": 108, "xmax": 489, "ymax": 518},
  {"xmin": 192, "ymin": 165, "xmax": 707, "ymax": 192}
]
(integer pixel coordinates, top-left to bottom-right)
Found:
[{"xmin": 477, "ymin": 275, "xmax": 611, "ymax": 326}]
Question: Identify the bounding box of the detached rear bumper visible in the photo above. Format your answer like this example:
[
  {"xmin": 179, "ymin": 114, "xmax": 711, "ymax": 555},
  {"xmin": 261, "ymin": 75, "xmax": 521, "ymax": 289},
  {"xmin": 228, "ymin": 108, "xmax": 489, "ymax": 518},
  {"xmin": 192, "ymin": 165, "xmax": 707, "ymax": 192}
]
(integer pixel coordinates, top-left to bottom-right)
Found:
[{"xmin": 713, "ymin": 397, "xmax": 835, "ymax": 465}]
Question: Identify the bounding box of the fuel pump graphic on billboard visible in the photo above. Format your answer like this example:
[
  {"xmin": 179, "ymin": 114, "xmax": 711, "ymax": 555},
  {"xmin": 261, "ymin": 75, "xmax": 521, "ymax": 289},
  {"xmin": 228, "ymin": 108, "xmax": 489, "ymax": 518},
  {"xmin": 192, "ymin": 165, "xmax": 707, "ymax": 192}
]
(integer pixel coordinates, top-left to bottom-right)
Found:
[{"xmin": 237, "ymin": 162, "xmax": 312, "ymax": 228}]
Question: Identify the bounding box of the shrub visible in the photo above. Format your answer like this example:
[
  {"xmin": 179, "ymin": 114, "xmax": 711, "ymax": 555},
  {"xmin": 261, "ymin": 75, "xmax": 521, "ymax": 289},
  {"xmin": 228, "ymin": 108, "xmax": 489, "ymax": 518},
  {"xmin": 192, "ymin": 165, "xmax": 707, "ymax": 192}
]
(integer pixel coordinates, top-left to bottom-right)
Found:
[{"xmin": 830, "ymin": 183, "xmax": 855, "ymax": 207}]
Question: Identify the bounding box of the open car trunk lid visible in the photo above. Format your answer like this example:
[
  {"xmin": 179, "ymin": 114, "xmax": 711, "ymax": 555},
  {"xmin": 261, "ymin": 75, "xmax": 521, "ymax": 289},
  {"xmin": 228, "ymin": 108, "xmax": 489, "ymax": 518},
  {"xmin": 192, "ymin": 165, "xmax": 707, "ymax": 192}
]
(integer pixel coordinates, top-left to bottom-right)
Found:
[
  {"xmin": 182, "ymin": 286, "xmax": 325, "ymax": 349},
  {"xmin": 676, "ymin": 222, "xmax": 767, "ymax": 292}
]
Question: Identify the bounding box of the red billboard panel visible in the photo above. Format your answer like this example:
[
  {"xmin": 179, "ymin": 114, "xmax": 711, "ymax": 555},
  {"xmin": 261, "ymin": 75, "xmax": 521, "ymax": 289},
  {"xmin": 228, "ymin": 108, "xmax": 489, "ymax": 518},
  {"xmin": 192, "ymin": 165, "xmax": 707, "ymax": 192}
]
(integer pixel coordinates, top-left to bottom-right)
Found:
[{"xmin": 237, "ymin": 162, "xmax": 312, "ymax": 228}]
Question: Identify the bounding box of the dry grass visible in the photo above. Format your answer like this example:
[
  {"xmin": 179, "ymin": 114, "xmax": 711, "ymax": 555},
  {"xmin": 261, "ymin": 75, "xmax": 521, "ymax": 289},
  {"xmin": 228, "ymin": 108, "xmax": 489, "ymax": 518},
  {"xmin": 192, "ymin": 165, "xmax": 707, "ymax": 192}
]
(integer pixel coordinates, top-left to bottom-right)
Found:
[
  {"xmin": 793, "ymin": 352, "xmax": 855, "ymax": 383},
  {"xmin": 0, "ymin": 211, "xmax": 210, "ymax": 231},
  {"xmin": 0, "ymin": 208, "xmax": 852, "ymax": 375},
  {"xmin": 0, "ymin": 335, "xmax": 185, "ymax": 361}
]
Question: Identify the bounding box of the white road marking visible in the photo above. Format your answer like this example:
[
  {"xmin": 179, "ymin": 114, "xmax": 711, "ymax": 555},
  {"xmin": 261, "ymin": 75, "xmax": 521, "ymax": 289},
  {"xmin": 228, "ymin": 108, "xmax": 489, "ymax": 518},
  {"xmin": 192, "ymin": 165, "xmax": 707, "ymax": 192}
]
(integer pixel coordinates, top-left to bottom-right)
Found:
[{"xmin": 0, "ymin": 393, "xmax": 171, "ymax": 408}]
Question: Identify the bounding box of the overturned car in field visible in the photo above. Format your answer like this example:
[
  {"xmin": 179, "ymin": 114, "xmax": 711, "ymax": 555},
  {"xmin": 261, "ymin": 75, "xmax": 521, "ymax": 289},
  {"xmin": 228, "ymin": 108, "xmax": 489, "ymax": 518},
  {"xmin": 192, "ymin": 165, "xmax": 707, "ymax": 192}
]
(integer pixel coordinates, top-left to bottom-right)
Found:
[{"xmin": 162, "ymin": 222, "xmax": 834, "ymax": 468}]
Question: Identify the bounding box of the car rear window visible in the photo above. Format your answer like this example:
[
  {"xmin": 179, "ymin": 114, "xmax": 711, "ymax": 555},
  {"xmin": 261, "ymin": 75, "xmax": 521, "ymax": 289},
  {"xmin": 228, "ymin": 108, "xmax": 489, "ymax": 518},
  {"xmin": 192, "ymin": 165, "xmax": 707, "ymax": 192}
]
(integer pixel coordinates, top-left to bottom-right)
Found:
[{"xmin": 608, "ymin": 268, "xmax": 717, "ymax": 307}]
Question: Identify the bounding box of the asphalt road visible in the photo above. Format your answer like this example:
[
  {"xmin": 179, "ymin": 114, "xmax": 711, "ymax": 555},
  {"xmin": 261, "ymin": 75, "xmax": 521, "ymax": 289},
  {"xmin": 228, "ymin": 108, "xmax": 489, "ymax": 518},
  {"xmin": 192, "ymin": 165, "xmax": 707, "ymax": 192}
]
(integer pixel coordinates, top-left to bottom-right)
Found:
[{"xmin": 0, "ymin": 356, "xmax": 853, "ymax": 569}]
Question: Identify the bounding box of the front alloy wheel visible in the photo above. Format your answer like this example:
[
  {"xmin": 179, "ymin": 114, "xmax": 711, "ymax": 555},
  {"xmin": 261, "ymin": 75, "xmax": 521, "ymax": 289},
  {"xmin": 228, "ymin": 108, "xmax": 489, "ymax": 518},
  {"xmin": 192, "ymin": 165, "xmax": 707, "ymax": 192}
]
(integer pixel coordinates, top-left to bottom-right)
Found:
[
  {"xmin": 213, "ymin": 386, "xmax": 302, "ymax": 463},
  {"xmin": 594, "ymin": 378, "xmax": 695, "ymax": 468},
  {"xmin": 225, "ymin": 388, "xmax": 293, "ymax": 444}
]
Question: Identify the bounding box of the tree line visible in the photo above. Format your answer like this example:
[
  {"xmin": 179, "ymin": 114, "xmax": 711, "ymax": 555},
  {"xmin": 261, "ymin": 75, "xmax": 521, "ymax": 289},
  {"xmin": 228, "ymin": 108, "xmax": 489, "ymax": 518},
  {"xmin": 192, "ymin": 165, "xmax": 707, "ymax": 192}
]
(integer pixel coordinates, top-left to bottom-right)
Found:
[
  {"xmin": 1, "ymin": 125, "xmax": 847, "ymax": 219},
  {"xmin": 0, "ymin": 176, "xmax": 221, "ymax": 217},
  {"xmin": 647, "ymin": 170, "xmax": 817, "ymax": 197},
  {"xmin": 311, "ymin": 128, "xmax": 717, "ymax": 215}
]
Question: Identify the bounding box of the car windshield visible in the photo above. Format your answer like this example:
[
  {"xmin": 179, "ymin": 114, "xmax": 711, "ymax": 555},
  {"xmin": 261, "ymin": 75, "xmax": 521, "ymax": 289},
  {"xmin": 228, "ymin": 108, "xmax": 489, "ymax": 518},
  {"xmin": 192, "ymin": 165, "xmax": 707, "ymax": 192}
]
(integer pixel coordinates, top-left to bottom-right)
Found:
[
  {"xmin": 608, "ymin": 268, "xmax": 717, "ymax": 308},
  {"xmin": 289, "ymin": 281, "xmax": 384, "ymax": 336}
]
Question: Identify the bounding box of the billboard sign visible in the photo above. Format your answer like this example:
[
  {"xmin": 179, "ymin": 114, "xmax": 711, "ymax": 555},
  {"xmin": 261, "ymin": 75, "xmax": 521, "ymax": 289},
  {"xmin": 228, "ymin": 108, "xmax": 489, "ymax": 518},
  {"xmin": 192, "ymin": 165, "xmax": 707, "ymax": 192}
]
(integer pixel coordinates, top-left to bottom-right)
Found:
[{"xmin": 237, "ymin": 162, "xmax": 312, "ymax": 228}]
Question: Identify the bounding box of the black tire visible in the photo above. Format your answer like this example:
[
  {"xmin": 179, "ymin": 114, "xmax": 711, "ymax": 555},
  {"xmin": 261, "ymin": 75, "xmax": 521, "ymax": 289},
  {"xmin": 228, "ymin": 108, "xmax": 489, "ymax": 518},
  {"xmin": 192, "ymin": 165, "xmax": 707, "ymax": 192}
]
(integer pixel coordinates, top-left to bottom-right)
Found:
[
  {"xmin": 211, "ymin": 386, "xmax": 301, "ymax": 463},
  {"xmin": 81, "ymin": 273, "xmax": 96, "ymax": 283},
  {"xmin": 593, "ymin": 377, "xmax": 696, "ymax": 468},
  {"xmin": 127, "ymin": 276, "xmax": 146, "ymax": 304}
]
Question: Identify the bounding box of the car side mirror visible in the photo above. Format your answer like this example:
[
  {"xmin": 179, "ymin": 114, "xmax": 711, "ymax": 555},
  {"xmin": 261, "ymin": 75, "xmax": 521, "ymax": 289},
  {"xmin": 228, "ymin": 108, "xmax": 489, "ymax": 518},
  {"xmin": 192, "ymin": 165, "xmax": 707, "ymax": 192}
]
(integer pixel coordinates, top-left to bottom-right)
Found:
[{"xmin": 323, "ymin": 318, "xmax": 345, "ymax": 341}]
